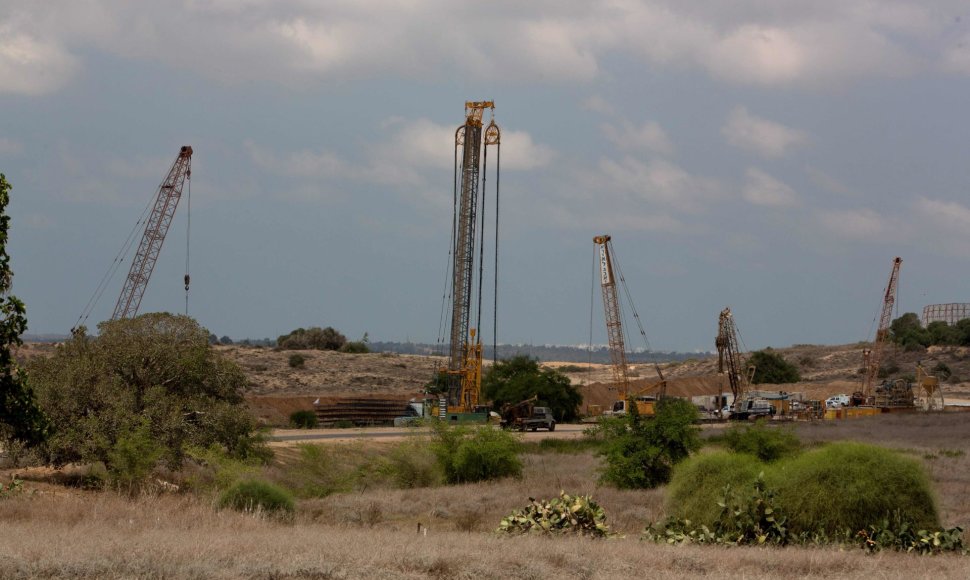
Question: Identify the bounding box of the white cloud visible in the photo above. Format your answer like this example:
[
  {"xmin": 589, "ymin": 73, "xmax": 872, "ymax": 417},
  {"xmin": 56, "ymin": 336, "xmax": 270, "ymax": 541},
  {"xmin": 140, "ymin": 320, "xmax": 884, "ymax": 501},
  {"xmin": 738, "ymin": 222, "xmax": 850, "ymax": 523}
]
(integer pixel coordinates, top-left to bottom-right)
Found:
[
  {"xmin": 817, "ymin": 208, "xmax": 894, "ymax": 240},
  {"xmin": 602, "ymin": 120, "xmax": 675, "ymax": 156},
  {"xmin": 596, "ymin": 157, "xmax": 723, "ymax": 212},
  {"xmin": 0, "ymin": 27, "xmax": 78, "ymax": 95},
  {"xmin": 723, "ymin": 107, "xmax": 807, "ymax": 158},
  {"xmin": 743, "ymin": 168, "xmax": 799, "ymax": 207},
  {"xmin": 245, "ymin": 139, "xmax": 352, "ymax": 179},
  {"xmin": 915, "ymin": 197, "xmax": 970, "ymax": 229},
  {"xmin": 3, "ymin": 0, "xmax": 967, "ymax": 93},
  {"xmin": 582, "ymin": 95, "xmax": 615, "ymax": 116}
]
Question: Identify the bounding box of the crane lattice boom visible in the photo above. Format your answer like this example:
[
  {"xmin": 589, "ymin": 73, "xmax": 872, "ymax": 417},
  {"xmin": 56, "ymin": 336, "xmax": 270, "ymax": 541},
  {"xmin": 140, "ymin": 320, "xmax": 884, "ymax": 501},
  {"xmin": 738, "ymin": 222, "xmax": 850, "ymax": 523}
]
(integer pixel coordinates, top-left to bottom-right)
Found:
[
  {"xmin": 111, "ymin": 146, "xmax": 192, "ymax": 320},
  {"xmin": 861, "ymin": 257, "xmax": 902, "ymax": 400},
  {"xmin": 593, "ymin": 235, "xmax": 630, "ymax": 398},
  {"xmin": 716, "ymin": 307, "xmax": 748, "ymax": 407}
]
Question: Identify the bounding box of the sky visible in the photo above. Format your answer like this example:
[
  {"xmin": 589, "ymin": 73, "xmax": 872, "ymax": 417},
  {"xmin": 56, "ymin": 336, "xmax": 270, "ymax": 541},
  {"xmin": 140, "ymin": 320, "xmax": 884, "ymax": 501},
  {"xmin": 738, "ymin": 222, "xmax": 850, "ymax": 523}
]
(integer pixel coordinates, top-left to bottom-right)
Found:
[{"xmin": 2, "ymin": 0, "xmax": 970, "ymax": 352}]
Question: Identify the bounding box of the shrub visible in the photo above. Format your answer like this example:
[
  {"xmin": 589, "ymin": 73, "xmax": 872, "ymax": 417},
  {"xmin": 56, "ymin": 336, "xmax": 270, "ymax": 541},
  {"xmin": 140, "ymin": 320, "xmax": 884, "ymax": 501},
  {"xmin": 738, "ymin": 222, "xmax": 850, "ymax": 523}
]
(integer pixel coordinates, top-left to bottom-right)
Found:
[
  {"xmin": 748, "ymin": 349, "xmax": 801, "ymax": 384},
  {"xmin": 218, "ymin": 479, "xmax": 295, "ymax": 515},
  {"xmin": 932, "ymin": 362, "xmax": 952, "ymax": 380},
  {"xmin": 483, "ymin": 355, "xmax": 582, "ymax": 422},
  {"xmin": 288, "ymin": 353, "xmax": 306, "ymax": 369},
  {"xmin": 767, "ymin": 442, "xmax": 939, "ymax": 535},
  {"xmin": 382, "ymin": 440, "xmax": 443, "ymax": 488},
  {"xmin": 598, "ymin": 398, "xmax": 700, "ymax": 489},
  {"xmin": 339, "ymin": 341, "xmax": 369, "ymax": 354},
  {"xmin": 666, "ymin": 451, "xmax": 763, "ymax": 528},
  {"xmin": 289, "ymin": 410, "xmax": 317, "ymax": 429},
  {"xmin": 277, "ymin": 326, "xmax": 346, "ymax": 351},
  {"xmin": 431, "ymin": 423, "xmax": 521, "ymax": 484},
  {"xmin": 722, "ymin": 420, "xmax": 801, "ymax": 462},
  {"xmin": 275, "ymin": 444, "xmax": 356, "ymax": 498},
  {"xmin": 184, "ymin": 444, "xmax": 262, "ymax": 493},
  {"xmin": 106, "ymin": 419, "xmax": 163, "ymax": 492},
  {"xmin": 498, "ymin": 492, "xmax": 612, "ymax": 537}
]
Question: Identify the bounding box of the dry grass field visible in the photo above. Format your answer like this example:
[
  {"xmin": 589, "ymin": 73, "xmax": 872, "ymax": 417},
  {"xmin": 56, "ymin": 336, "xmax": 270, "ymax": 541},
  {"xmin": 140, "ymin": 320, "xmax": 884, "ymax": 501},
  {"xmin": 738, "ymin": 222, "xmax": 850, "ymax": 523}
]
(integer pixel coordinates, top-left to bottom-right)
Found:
[{"xmin": 3, "ymin": 413, "xmax": 970, "ymax": 578}]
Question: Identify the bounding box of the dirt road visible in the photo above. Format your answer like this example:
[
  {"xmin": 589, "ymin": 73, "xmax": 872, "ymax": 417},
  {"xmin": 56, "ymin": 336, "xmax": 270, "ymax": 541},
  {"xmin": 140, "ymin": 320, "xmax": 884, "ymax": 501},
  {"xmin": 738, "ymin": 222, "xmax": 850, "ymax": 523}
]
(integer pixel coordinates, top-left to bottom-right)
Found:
[{"xmin": 269, "ymin": 423, "xmax": 588, "ymax": 445}]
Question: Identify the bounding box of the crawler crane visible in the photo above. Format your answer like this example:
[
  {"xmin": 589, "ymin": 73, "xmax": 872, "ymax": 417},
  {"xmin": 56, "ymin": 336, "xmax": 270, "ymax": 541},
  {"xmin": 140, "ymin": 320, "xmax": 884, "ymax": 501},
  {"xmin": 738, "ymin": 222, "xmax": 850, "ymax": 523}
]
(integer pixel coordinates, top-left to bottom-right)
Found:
[
  {"xmin": 715, "ymin": 307, "xmax": 755, "ymax": 414},
  {"xmin": 857, "ymin": 257, "xmax": 905, "ymax": 407},
  {"xmin": 592, "ymin": 235, "xmax": 660, "ymax": 416}
]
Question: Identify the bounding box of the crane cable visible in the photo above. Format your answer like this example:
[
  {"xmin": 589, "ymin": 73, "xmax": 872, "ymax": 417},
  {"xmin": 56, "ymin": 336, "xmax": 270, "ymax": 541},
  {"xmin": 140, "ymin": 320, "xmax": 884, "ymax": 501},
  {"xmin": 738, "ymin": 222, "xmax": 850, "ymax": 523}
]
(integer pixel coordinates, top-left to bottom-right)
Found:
[
  {"xmin": 476, "ymin": 134, "xmax": 488, "ymax": 351},
  {"xmin": 492, "ymin": 141, "xmax": 500, "ymax": 366},
  {"xmin": 608, "ymin": 241, "xmax": 651, "ymax": 351},
  {"xmin": 435, "ymin": 132, "xmax": 461, "ymax": 360},
  {"xmin": 183, "ymin": 171, "xmax": 191, "ymax": 316},
  {"xmin": 72, "ymin": 171, "xmax": 167, "ymax": 332}
]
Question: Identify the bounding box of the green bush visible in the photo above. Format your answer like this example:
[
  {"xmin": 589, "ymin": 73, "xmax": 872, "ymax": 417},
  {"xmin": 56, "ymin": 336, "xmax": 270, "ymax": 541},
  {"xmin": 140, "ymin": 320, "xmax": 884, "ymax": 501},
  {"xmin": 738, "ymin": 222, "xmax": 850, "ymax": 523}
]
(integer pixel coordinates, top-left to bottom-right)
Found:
[
  {"xmin": 666, "ymin": 451, "xmax": 764, "ymax": 529},
  {"xmin": 767, "ymin": 442, "xmax": 939, "ymax": 535},
  {"xmin": 276, "ymin": 444, "xmax": 356, "ymax": 498},
  {"xmin": 218, "ymin": 479, "xmax": 295, "ymax": 515},
  {"xmin": 106, "ymin": 420, "xmax": 163, "ymax": 492},
  {"xmin": 288, "ymin": 353, "xmax": 306, "ymax": 368},
  {"xmin": 431, "ymin": 423, "xmax": 522, "ymax": 484},
  {"xmin": 339, "ymin": 341, "xmax": 370, "ymax": 354},
  {"xmin": 498, "ymin": 492, "xmax": 612, "ymax": 537},
  {"xmin": 722, "ymin": 420, "xmax": 801, "ymax": 462},
  {"xmin": 748, "ymin": 349, "xmax": 801, "ymax": 384},
  {"xmin": 598, "ymin": 398, "xmax": 700, "ymax": 489},
  {"xmin": 382, "ymin": 440, "xmax": 443, "ymax": 488},
  {"xmin": 289, "ymin": 410, "xmax": 318, "ymax": 429}
]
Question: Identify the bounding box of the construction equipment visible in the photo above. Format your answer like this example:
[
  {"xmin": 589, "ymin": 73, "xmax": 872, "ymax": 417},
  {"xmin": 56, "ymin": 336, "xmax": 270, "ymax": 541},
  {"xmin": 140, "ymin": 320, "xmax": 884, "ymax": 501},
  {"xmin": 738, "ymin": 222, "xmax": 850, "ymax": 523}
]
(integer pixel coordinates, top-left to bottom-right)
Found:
[
  {"xmin": 434, "ymin": 101, "xmax": 501, "ymax": 416},
  {"xmin": 858, "ymin": 257, "xmax": 902, "ymax": 405},
  {"xmin": 112, "ymin": 146, "xmax": 193, "ymax": 320},
  {"xmin": 73, "ymin": 146, "xmax": 193, "ymax": 331},
  {"xmin": 592, "ymin": 234, "xmax": 659, "ymax": 416},
  {"xmin": 915, "ymin": 362, "xmax": 945, "ymax": 412},
  {"xmin": 715, "ymin": 307, "xmax": 755, "ymax": 415}
]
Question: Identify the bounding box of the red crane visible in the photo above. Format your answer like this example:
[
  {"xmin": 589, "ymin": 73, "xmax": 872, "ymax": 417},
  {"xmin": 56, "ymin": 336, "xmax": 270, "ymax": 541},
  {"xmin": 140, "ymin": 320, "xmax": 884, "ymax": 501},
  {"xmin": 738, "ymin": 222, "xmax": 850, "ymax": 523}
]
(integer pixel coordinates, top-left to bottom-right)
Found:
[
  {"xmin": 859, "ymin": 257, "xmax": 902, "ymax": 402},
  {"xmin": 111, "ymin": 146, "xmax": 193, "ymax": 320},
  {"xmin": 593, "ymin": 235, "xmax": 630, "ymax": 398}
]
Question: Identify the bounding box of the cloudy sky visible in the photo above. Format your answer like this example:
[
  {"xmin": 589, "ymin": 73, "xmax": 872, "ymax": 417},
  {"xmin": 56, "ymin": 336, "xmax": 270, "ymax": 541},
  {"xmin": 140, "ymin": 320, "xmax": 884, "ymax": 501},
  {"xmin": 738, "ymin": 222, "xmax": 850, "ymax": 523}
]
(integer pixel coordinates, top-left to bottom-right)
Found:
[{"xmin": 3, "ymin": 0, "xmax": 970, "ymax": 352}]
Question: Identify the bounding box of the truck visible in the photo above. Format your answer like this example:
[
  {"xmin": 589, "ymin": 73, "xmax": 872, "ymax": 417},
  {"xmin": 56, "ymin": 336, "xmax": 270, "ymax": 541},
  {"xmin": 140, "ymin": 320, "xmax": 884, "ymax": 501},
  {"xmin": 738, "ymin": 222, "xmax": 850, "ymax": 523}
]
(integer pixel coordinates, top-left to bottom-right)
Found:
[
  {"xmin": 730, "ymin": 398, "xmax": 776, "ymax": 421},
  {"xmin": 500, "ymin": 398, "xmax": 556, "ymax": 431}
]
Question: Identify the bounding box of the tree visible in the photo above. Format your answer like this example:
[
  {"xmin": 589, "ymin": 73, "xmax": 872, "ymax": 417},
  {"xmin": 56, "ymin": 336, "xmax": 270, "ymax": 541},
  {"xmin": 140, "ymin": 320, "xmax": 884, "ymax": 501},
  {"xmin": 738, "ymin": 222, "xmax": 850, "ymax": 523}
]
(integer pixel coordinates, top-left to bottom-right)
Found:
[
  {"xmin": 890, "ymin": 312, "xmax": 929, "ymax": 349},
  {"xmin": 597, "ymin": 398, "xmax": 700, "ymax": 489},
  {"xmin": 28, "ymin": 313, "xmax": 267, "ymax": 470},
  {"xmin": 0, "ymin": 173, "xmax": 49, "ymax": 447},
  {"xmin": 482, "ymin": 355, "xmax": 582, "ymax": 422},
  {"xmin": 748, "ymin": 349, "xmax": 801, "ymax": 384},
  {"xmin": 277, "ymin": 326, "xmax": 347, "ymax": 351}
]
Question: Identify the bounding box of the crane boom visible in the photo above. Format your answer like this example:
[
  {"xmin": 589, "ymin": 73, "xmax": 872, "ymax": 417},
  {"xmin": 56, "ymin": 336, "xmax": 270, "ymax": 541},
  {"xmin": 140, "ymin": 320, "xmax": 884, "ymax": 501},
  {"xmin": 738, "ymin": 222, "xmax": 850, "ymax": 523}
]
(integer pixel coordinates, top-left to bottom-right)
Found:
[
  {"xmin": 716, "ymin": 307, "xmax": 749, "ymax": 408},
  {"xmin": 111, "ymin": 146, "xmax": 192, "ymax": 320},
  {"xmin": 593, "ymin": 235, "xmax": 630, "ymax": 398},
  {"xmin": 861, "ymin": 257, "xmax": 902, "ymax": 400}
]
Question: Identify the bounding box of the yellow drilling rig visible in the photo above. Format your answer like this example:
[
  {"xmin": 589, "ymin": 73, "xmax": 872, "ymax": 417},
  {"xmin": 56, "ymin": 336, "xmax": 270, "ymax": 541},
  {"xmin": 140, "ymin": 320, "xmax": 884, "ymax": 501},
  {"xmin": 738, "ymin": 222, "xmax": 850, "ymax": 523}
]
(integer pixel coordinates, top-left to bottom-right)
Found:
[{"xmin": 430, "ymin": 101, "xmax": 501, "ymax": 421}]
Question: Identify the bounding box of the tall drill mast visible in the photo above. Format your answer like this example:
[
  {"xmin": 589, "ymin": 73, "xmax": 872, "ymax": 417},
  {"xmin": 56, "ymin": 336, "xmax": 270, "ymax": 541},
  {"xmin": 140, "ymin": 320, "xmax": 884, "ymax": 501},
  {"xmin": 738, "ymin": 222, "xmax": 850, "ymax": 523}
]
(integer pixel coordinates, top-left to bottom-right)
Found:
[
  {"xmin": 861, "ymin": 257, "xmax": 902, "ymax": 400},
  {"xmin": 444, "ymin": 102, "xmax": 500, "ymax": 410},
  {"xmin": 593, "ymin": 235, "xmax": 630, "ymax": 399},
  {"xmin": 111, "ymin": 146, "xmax": 192, "ymax": 320},
  {"xmin": 716, "ymin": 307, "xmax": 749, "ymax": 408}
]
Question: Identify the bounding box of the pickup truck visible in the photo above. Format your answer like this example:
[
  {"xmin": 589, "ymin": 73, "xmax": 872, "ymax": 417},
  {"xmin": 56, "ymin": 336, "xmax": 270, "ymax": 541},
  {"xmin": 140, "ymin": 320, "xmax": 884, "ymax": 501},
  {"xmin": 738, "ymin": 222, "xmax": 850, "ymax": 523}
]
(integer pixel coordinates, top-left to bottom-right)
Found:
[{"xmin": 503, "ymin": 406, "xmax": 556, "ymax": 431}]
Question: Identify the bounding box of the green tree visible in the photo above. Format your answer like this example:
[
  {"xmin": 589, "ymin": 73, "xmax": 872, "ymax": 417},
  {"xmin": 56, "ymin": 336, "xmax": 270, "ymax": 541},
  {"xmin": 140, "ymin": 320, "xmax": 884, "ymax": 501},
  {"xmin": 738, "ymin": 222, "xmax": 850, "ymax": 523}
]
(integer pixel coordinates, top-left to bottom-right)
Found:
[
  {"xmin": 277, "ymin": 326, "xmax": 347, "ymax": 351},
  {"xmin": 0, "ymin": 173, "xmax": 49, "ymax": 447},
  {"xmin": 889, "ymin": 313, "xmax": 929, "ymax": 349},
  {"xmin": 748, "ymin": 349, "xmax": 801, "ymax": 384},
  {"xmin": 482, "ymin": 355, "xmax": 582, "ymax": 422},
  {"xmin": 28, "ymin": 313, "xmax": 267, "ymax": 470},
  {"xmin": 597, "ymin": 398, "xmax": 700, "ymax": 489}
]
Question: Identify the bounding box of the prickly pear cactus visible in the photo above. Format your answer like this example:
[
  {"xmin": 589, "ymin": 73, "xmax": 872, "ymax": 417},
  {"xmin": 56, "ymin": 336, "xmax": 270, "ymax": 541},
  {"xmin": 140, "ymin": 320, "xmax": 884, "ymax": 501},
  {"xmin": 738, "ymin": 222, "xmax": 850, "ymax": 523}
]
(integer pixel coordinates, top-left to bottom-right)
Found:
[{"xmin": 497, "ymin": 491, "xmax": 613, "ymax": 537}]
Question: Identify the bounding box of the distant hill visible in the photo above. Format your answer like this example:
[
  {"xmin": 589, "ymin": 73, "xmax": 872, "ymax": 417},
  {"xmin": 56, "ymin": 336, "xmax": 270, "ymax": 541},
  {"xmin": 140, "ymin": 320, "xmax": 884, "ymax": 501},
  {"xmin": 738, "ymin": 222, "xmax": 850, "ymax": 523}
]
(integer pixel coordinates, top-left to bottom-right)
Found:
[{"xmin": 368, "ymin": 341, "xmax": 707, "ymax": 364}]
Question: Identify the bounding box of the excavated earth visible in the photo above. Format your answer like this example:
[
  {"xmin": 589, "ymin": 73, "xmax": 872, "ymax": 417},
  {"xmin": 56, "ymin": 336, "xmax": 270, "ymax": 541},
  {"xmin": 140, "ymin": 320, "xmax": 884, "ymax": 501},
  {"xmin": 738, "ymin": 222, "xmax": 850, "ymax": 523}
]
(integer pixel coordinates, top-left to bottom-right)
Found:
[{"xmin": 16, "ymin": 341, "xmax": 970, "ymax": 426}]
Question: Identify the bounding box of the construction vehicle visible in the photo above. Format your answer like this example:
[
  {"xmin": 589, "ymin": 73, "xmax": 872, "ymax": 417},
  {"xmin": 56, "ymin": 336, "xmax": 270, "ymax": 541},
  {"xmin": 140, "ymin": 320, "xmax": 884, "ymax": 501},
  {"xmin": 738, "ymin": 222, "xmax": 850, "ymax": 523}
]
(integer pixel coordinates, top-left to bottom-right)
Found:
[
  {"xmin": 499, "ymin": 396, "xmax": 556, "ymax": 431},
  {"xmin": 74, "ymin": 146, "xmax": 193, "ymax": 330},
  {"xmin": 592, "ymin": 234, "xmax": 661, "ymax": 416},
  {"xmin": 715, "ymin": 307, "xmax": 756, "ymax": 417},
  {"xmin": 432, "ymin": 101, "xmax": 501, "ymax": 420},
  {"xmin": 856, "ymin": 257, "xmax": 903, "ymax": 407}
]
